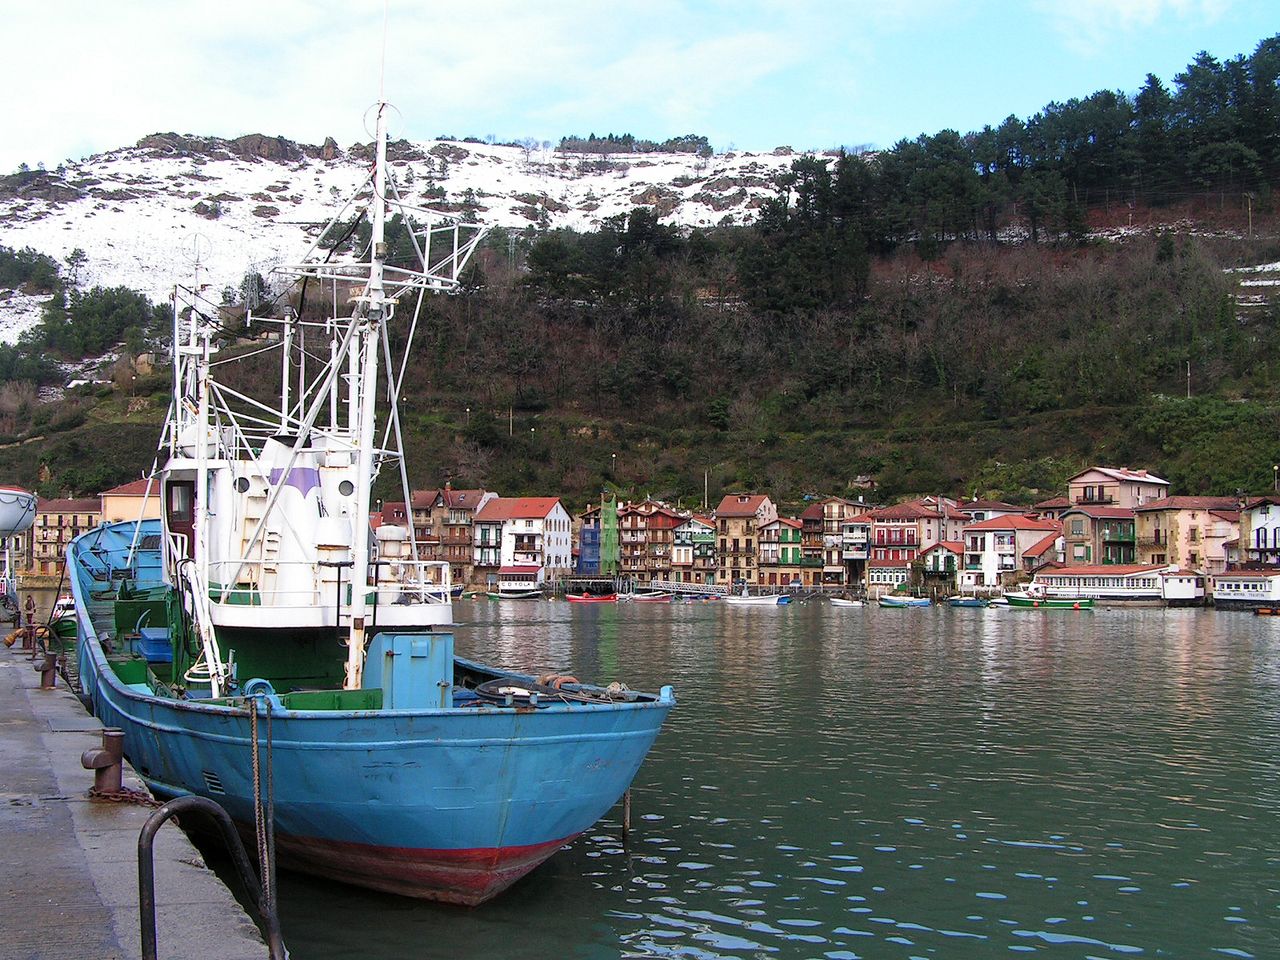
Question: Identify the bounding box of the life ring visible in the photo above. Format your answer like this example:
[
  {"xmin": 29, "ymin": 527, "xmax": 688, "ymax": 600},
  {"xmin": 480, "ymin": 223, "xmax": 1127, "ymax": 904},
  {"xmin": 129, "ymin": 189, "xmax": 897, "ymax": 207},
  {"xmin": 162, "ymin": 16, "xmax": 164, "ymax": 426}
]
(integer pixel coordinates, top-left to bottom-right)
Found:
[{"xmin": 1073, "ymin": 602, "xmax": 1080, "ymax": 610}]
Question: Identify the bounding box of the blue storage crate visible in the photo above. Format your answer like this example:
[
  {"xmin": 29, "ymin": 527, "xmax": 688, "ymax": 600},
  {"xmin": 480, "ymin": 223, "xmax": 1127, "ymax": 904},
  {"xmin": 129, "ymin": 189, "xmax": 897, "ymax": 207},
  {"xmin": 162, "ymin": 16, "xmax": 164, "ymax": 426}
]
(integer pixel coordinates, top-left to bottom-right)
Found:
[{"xmin": 137, "ymin": 626, "xmax": 173, "ymax": 663}]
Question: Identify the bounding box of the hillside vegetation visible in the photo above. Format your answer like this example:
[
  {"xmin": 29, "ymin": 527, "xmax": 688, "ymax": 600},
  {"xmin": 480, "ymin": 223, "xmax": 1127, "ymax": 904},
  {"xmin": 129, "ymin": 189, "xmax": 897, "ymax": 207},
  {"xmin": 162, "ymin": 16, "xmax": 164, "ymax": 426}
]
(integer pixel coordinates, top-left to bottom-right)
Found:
[{"xmin": 2, "ymin": 37, "xmax": 1280, "ymax": 509}]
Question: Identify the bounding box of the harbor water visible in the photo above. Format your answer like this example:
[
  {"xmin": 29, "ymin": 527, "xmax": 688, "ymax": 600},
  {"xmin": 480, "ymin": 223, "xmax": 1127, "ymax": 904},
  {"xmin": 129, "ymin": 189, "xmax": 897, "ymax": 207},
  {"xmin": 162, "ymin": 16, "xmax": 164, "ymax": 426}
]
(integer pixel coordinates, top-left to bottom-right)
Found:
[{"xmin": 272, "ymin": 601, "xmax": 1277, "ymax": 958}]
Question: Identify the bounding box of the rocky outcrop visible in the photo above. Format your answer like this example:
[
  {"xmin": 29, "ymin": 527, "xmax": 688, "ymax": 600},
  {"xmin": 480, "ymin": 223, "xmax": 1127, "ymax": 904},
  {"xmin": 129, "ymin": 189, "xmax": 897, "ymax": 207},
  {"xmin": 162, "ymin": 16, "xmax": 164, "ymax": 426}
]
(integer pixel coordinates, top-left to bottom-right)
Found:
[
  {"xmin": 630, "ymin": 185, "xmax": 680, "ymax": 218},
  {"xmin": 0, "ymin": 171, "xmax": 81, "ymax": 203},
  {"xmin": 428, "ymin": 143, "xmax": 470, "ymax": 163},
  {"xmin": 229, "ymin": 134, "xmax": 304, "ymax": 163}
]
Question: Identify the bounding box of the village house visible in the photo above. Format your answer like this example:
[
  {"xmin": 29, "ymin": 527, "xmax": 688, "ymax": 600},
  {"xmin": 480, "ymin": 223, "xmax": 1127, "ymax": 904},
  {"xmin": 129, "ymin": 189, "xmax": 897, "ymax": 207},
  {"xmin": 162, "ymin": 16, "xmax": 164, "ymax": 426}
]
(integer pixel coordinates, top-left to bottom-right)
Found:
[
  {"xmin": 99, "ymin": 478, "xmax": 164, "ymax": 524},
  {"xmin": 618, "ymin": 500, "xmax": 684, "ymax": 585},
  {"xmin": 920, "ymin": 541, "xmax": 963, "ymax": 592},
  {"xmin": 759, "ymin": 517, "xmax": 804, "ymax": 587},
  {"xmin": 434, "ymin": 487, "xmax": 494, "ymax": 585},
  {"xmin": 865, "ymin": 501, "xmax": 944, "ymax": 593},
  {"xmin": 1060, "ymin": 505, "xmax": 1136, "ymax": 566},
  {"xmin": 472, "ymin": 497, "xmax": 573, "ymax": 591},
  {"xmin": 31, "ymin": 498, "xmax": 101, "ymax": 577},
  {"xmin": 1236, "ymin": 496, "xmax": 1280, "ymax": 566},
  {"xmin": 958, "ymin": 515, "xmax": 1061, "ymax": 589},
  {"xmin": 1066, "ymin": 467, "xmax": 1169, "ymax": 509},
  {"xmin": 672, "ymin": 515, "xmax": 716, "ymax": 584},
  {"xmin": 821, "ymin": 497, "xmax": 863, "ymax": 586},
  {"xmin": 715, "ymin": 494, "xmax": 777, "ymax": 586},
  {"xmin": 1134, "ymin": 496, "xmax": 1240, "ymax": 573},
  {"xmin": 840, "ymin": 513, "xmax": 873, "ymax": 587},
  {"xmin": 408, "ymin": 488, "xmax": 444, "ymax": 561}
]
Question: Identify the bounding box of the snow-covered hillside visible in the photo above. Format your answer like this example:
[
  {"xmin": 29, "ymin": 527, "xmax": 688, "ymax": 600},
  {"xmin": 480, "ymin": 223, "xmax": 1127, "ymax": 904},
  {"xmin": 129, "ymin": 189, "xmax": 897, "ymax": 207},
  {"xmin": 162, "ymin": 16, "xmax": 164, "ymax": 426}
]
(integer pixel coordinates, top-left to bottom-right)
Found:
[{"xmin": 0, "ymin": 132, "xmax": 815, "ymax": 342}]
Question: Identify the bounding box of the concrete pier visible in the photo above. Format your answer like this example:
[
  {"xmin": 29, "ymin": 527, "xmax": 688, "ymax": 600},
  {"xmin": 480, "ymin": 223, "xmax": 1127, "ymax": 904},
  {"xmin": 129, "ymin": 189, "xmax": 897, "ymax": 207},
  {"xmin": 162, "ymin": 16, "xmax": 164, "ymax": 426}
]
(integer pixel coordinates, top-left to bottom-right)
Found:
[{"xmin": 0, "ymin": 646, "xmax": 268, "ymax": 959}]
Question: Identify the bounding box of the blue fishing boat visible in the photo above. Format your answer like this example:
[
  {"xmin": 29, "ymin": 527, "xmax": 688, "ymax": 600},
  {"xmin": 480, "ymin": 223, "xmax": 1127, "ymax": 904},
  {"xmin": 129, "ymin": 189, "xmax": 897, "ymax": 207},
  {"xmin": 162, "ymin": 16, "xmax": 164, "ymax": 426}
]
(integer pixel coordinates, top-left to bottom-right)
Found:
[
  {"xmin": 946, "ymin": 596, "xmax": 988, "ymax": 608},
  {"xmin": 67, "ymin": 96, "xmax": 673, "ymax": 905}
]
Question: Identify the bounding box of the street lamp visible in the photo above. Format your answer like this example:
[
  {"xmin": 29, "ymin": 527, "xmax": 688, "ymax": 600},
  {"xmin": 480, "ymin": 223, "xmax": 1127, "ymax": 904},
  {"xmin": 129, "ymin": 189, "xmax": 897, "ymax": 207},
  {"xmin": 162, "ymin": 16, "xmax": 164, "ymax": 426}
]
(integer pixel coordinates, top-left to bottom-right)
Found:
[
  {"xmin": 1273, "ymin": 464, "xmax": 1277, "ymax": 493},
  {"xmin": 465, "ymin": 406, "xmax": 470, "ymax": 425}
]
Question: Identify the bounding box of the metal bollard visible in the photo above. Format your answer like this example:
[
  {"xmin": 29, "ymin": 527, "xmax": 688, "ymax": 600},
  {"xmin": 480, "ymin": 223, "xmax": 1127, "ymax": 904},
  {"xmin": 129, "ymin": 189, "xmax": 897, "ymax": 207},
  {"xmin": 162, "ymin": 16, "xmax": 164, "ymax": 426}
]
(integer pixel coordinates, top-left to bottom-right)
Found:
[
  {"xmin": 35, "ymin": 651, "xmax": 57, "ymax": 688},
  {"xmin": 81, "ymin": 727, "xmax": 125, "ymax": 794}
]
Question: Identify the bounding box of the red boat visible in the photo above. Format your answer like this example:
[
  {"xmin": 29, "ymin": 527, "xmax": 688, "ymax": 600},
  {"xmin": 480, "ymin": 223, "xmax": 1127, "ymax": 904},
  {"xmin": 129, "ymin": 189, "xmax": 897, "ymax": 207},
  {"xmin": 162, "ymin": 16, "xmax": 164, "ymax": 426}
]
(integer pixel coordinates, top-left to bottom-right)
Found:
[{"xmin": 566, "ymin": 593, "xmax": 618, "ymax": 603}]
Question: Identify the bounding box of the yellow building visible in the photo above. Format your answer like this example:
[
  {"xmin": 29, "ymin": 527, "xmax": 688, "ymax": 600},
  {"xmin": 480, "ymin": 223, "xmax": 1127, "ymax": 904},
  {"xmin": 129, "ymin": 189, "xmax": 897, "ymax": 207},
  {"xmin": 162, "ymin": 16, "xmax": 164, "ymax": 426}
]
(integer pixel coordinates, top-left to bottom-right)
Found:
[
  {"xmin": 1134, "ymin": 496, "xmax": 1239, "ymax": 573},
  {"xmin": 715, "ymin": 494, "xmax": 777, "ymax": 586},
  {"xmin": 99, "ymin": 479, "xmax": 165, "ymax": 524},
  {"xmin": 31, "ymin": 498, "xmax": 101, "ymax": 576}
]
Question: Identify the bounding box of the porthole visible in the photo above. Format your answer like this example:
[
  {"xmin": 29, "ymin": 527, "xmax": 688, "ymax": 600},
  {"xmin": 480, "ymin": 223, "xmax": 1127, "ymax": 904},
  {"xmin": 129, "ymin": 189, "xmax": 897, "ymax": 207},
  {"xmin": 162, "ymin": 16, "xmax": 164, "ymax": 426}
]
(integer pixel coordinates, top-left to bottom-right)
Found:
[
  {"xmin": 339, "ymin": 480, "xmax": 355, "ymax": 496},
  {"xmin": 234, "ymin": 477, "xmax": 250, "ymax": 493}
]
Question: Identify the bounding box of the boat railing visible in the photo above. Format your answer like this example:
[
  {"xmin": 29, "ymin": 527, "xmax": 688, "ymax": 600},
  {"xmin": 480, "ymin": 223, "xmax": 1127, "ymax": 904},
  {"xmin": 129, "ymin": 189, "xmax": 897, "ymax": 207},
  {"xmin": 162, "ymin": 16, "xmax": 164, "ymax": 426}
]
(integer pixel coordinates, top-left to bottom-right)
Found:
[{"xmin": 204, "ymin": 558, "xmax": 452, "ymax": 608}]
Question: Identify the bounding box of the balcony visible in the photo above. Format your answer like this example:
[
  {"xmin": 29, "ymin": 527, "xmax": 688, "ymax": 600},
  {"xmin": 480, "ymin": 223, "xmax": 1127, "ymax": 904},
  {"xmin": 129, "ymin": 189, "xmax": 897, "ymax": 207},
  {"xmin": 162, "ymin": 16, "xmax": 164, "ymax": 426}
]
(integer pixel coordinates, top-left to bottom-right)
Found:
[
  {"xmin": 1103, "ymin": 529, "xmax": 1136, "ymax": 543},
  {"xmin": 1075, "ymin": 494, "xmax": 1116, "ymax": 505}
]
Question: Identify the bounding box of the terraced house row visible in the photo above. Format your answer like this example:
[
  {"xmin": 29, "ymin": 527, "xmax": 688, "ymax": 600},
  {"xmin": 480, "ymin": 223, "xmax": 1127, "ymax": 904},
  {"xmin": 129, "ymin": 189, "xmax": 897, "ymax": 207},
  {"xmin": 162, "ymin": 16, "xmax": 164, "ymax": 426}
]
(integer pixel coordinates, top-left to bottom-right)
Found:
[{"xmin": 10, "ymin": 467, "xmax": 1280, "ymax": 601}]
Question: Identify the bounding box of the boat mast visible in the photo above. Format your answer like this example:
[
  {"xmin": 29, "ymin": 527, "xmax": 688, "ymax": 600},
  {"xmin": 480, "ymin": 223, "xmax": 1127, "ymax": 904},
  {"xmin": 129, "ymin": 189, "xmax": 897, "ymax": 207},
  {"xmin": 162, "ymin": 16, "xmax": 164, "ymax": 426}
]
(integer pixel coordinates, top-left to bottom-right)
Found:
[{"xmin": 344, "ymin": 101, "xmax": 391, "ymax": 691}]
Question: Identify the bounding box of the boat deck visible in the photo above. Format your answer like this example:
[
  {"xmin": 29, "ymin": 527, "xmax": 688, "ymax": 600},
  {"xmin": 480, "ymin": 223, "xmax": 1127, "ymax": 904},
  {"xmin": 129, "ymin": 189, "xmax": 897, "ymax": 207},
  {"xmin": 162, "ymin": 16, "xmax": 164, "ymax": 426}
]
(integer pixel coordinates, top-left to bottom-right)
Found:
[{"xmin": 0, "ymin": 643, "xmax": 268, "ymax": 959}]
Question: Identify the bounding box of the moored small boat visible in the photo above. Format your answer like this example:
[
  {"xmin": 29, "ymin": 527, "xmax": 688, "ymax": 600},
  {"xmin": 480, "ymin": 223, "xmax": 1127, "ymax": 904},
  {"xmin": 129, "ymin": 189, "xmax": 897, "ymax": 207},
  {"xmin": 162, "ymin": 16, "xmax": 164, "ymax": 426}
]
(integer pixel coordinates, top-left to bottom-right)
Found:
[
  {"xmin": 1005, "ymin": 592, "xmax": 1093, "ymax": 609},
  {"xmin": 566, "ymin": 593, "xmax": 618, "ymax": 603},
  {"xmin": 724, "ymin": 591, "xmax": 785, "ymax": 606},
  {"xmin": 946, "ymin": 596, "xmax": 988, "ymax": 608},
  {"xmin": 878, "ymin": 595, "xmax": 931, "ymax": 608},
  {"xmin": 829, "ymin": 597, "xmax": 864, "ymax": 607}
]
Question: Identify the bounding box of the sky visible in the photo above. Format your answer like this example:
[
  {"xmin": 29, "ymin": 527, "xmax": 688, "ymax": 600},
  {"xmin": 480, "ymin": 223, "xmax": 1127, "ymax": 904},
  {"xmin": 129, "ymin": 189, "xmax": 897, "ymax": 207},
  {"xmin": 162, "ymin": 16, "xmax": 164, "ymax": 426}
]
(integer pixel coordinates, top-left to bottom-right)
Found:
[{"xmin": 1, "ymin": 0, "xmax": 1276, "ymax": 174}]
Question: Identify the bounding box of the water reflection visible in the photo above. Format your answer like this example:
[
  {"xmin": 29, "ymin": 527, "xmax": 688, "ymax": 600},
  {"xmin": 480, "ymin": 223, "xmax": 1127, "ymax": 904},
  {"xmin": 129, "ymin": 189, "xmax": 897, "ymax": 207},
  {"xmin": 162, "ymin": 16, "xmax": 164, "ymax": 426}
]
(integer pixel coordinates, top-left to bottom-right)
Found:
[{"xmin": 278, "ymin": 602, "xmax": 1280, "ymax": 960}]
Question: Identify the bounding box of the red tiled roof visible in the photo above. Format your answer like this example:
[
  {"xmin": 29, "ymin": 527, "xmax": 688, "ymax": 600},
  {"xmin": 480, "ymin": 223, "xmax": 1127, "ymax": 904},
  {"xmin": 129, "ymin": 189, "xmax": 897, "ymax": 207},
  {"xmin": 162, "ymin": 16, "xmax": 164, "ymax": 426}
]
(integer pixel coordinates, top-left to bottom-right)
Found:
[
  {"xmin": 1135, "ymin": 496, "xmax": 1239, "ymax": 512},
  {"xmin": 923, "ymin": 540, "xmax": 963, "ymax": 555},
  {"xmin": 380, "ymin": 501, "xmax": 409, "ymax": 523},
  {"xmin": 1215, "ymin": 569, "xmax": 1280, "ymax": 579},
  {"xmin": 868, "ymin": 558, "xmax": 913, "ymax": 568},
  {"xmin": 410, "ymin": 488, "xmax": 440, "ymax": 509},
  {"xmin": 1033, "ymin": 496, "xmax": 1072, "ymax": 509},
  {"xmin": 800, "ymin": 503, "xmax": 825, "ymax": 520},
  {"xmin": 38, "ymin": 498, "xmax": 99, "ymax": 513},
  {"xmin": 965, "ymin": 515, "xmax": 1060, "ymax": 532},
  {"xmin": 716, "ymin": 494, "xmax": 770, "ymax": 518},
  {"xmin": 474, "ymin": 497, "xmax": 562, "ymax": 521},
  {"xmin": 100, "ymin": 479, "xmax": 156, "ymax": 497},
  {"xmin": 1209, "ymin": 509, "xmax": 1240, "ymax": 523},
  {"xmin": 778, "ymin": 517, "xmax": 803, "ymax": 529},
  {"xmin": 1024, "ymin": 533, "xmax": 1059, "ymax": 558},
  {"xmin": 964, "ymin": 499, "xmax": 1024, "ymax": 511},
  {"xmin": 442, "ymin": 488, "xmax": 488, "ymax": 510}
]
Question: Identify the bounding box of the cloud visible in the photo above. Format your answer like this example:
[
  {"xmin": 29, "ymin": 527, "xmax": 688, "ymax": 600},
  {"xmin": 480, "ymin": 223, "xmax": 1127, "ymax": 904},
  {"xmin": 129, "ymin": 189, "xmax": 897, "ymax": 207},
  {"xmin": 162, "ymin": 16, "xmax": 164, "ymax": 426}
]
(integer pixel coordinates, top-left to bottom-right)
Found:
[{"xmin": 1037, "ymin": 0, "xmax": 1235, "ymax": 56}]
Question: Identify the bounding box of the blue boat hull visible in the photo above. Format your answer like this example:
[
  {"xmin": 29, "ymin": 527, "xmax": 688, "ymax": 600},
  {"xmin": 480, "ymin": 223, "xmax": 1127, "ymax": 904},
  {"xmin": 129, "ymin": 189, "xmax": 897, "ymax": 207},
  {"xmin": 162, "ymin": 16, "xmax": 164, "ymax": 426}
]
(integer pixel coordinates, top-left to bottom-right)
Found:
[{"xmin": 70, "ymin": 522, "xmax": 674, "ymax": 904}]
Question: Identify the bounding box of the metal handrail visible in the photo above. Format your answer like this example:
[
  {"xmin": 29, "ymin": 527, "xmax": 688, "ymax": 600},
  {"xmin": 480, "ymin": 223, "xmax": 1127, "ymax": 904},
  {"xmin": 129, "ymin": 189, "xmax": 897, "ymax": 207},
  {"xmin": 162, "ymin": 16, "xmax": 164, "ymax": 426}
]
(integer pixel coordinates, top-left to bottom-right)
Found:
[
  {"xmin": 138, "ymin": 795, "xmax": 287, "ymax": 960},
  {"xmin": 205, "ymin": 557, "xmax": 453, "ymax": 607}
]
